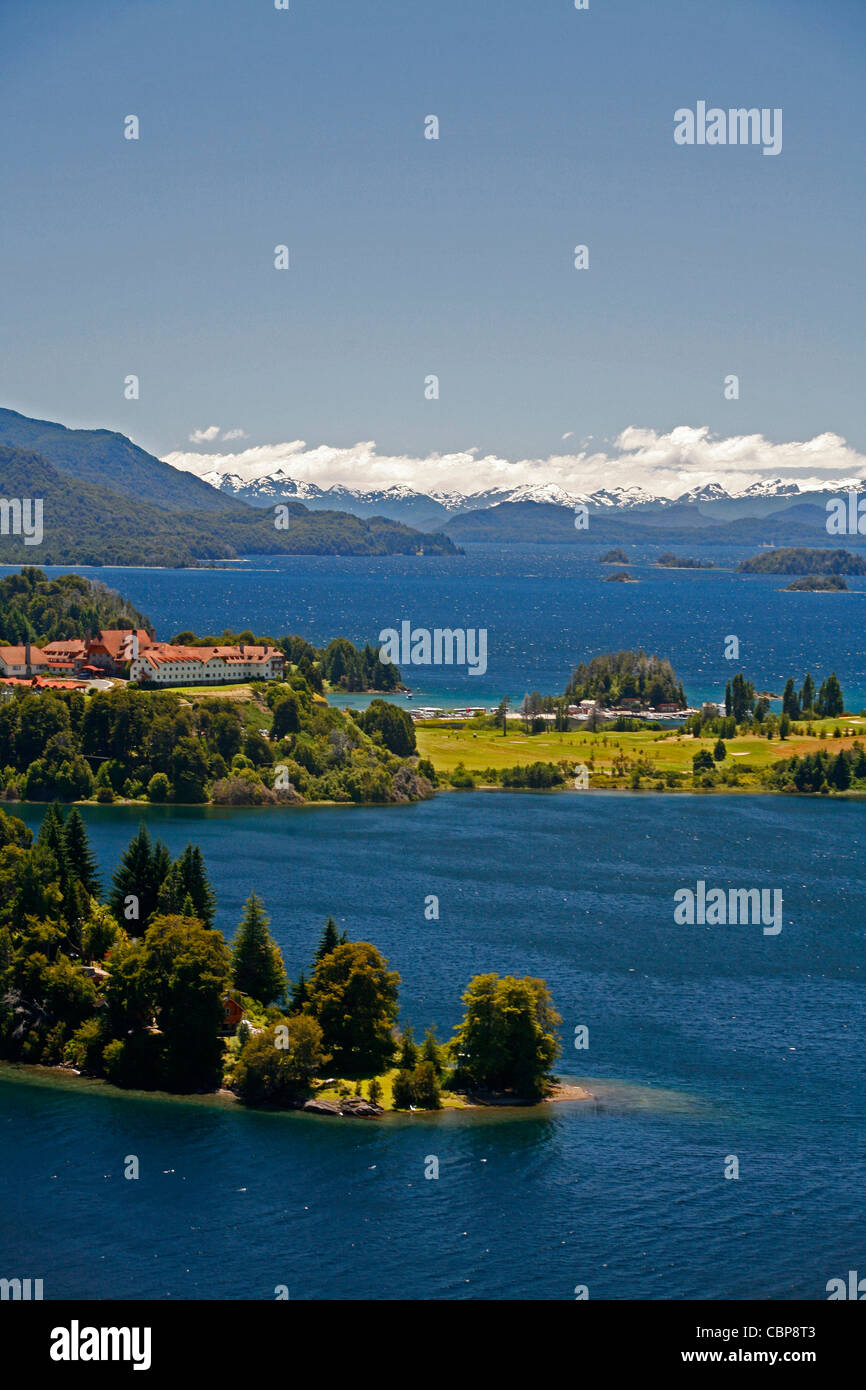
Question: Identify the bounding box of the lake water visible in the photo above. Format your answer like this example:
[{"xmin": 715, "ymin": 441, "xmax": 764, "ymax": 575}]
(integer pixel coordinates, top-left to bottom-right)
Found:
[
  {"xmin": 2, "ymin": 793, "xmax": 864, "ymax": 1300},
  {"xmin": 6, "ymin": 542, "xmax": 866, "ymax": 710}
]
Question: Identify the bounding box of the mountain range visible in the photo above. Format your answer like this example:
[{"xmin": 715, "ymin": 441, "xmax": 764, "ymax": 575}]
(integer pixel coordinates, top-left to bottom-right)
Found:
[{"xmin": 200, "ymin": 466, "xmax": 863, "ymax": 542}]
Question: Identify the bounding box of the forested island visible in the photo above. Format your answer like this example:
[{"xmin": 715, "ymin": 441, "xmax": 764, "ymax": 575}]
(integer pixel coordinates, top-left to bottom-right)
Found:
[
  {"xmin": 654, "ymin": 553, "xmax": 714, "ymax": 569},
  {"xmin": 784, "ymin": 575, "xmax": 848, "ymax": 591},
  {"xmin": 603, "ymin": 570, "xmax": 638, "ymax": 583},
  {"xmin": 600, "ymin": 548, "xmax": 630, "ymax": 564},
  {"xmin": 738, "ymin": 547, "xmax": 866, "ymax": 575},
  {"xmin": 0, "ymin": 806, "xmax": 564, "ymax": 1112}
]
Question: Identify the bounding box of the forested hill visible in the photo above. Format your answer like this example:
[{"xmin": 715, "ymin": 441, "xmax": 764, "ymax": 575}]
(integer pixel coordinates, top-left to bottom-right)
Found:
[
  {"xmin": 0, "ymin": 569, "xmax": 152, "ymax": 644},
  {"xmin": 0, "ymin": 439, "xmax": 460, "ymax": 565},
  {"xmin": 0, "ymin": 407, "xmax": 238, "ymax": 514}
]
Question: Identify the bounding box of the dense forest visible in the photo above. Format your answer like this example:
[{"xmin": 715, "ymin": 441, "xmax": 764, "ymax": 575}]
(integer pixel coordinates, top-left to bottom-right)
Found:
[
  {"xmin": 0, "ymin": 676, "xmax": 425, "ymax": 806},
  {"xmin": 0, "ymin": 806, "xmax": 561, "ymax": 1105},
  {"xmin": 0, "ymin": 569, "xmax": 152, "ymax": 644},
  {"xmin": 0, "ymin": 570, "xmax": 422, "ymax": 804},
  {"xmin": 766, "ymin": 744, "xmax": 866, "ymax": 793}
]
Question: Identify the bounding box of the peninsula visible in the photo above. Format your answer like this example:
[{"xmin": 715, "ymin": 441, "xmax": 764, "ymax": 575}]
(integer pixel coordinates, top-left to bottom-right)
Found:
[{"xmin": 0, "ymin": 806, "xmax": 568, "ymax": 1115}]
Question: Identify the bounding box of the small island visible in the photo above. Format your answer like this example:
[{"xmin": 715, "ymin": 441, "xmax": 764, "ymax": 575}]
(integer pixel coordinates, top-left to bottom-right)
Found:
[
  {"xmin": 738, "ymin": 547, "xmax": 866, "ymax": 575},
  {"xmin": 600, "ymin": 547, "xmax": 630, "ymax": 564},
  {"xmin": 603, "ymin": 570, "xmax": 638, "ymax": 583},
  {"xmin": 654, "ymin": 553, "xmax": 714, "ymax": 569},
  {"xmin": 784, "ymin": 575, "xmax": 848, "ymax": 591}
]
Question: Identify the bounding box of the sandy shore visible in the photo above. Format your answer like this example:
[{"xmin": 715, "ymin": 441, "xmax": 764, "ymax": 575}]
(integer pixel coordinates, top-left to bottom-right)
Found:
[{"xmin": 546, "ymin": 1082, "xmax": 594, "ymax": 1103}]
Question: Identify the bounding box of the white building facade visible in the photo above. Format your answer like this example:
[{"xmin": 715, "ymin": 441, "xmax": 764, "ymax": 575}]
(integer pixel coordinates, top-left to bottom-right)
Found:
[{"xmin": 129, "ymin": 643, "xmax": 286, "ymax": 686}]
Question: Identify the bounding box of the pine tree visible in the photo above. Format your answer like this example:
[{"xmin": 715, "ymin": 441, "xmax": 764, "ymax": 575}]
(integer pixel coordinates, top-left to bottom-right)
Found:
[
  {"xmin": 36, "ymin": 804, "xmax": 77, "ymax": 925},
  {"xmin": 64, "ymin": 807, "xmax": 101, "ymax": 897},
  {"xmin": 823, "ymin": 673, "xmax": 844, "ymax": 719},
  {"xmin": 399, "ymin": 1025, "xmax": 419, "ymax": 1070},
  {"xmin": 800, "ymin": 673, "xmax": 815, "ymax": 716},
  {"xmin": 831, "ymin": 750, "xmax": 851, "ymax": 790},
  {"xmin": 422, "ymin": 1026, "xmax": 442, "ymax": 1076},
  {"xmin": 176, "ymin": 845, "xmax": 217, "ymax": 928},
  {"xmin": 782, "ymin": 679, "xmax": 801, "ymax": 721},
  {"xmin": 151, "ymin": 840, "xmax": 171, "ymax": 894},
  {"xmin": 156, "ymin": 861, "xmax": 187, "ymax": 916},
  {"xmin": 36, "ymin": 802, "xmax": 68, "ymax": 864},
  {"xmin": 231, "ymin": 892, "xmax": 287, "ymax": 1005},
  {"xmin": 314, "ymin": 916, "xmax": 341, "ymax": 963},
  {"xmin": 110, "ymin": 825, "xmax": 163, "ymax": 934},
  {"xmin": 290, "ymin": 970, "xmax": 309, "ymax": 1013}
]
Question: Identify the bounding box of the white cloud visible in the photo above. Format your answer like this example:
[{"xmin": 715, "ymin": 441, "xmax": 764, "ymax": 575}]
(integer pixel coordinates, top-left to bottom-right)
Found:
[
  {"xmin": 164, "ymin": 425, "xmax": 866, "ymax": 498},
  {"xmin": 221, "ymin": 428, "xmax": 247, "ymax": 441},
  {"xmin": 189, "ymin": 425, "xmax": 221, "ymax": 444}
]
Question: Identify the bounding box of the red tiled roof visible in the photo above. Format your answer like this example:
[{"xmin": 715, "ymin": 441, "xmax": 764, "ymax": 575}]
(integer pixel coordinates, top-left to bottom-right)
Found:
[
  {"xmin": 135, "ymin": 643, "xmax": 284, "ymax": 671},
  {"xmin": 0, "ymin": 645, "xmax": 48, "ymax": 665},
  {"xmin": 91, "ymin": 629, "xmax": 152, "ymax": 661},
  {"xmin": 42, "ymin": 640, "xmax": 86, "ymax": 657}
]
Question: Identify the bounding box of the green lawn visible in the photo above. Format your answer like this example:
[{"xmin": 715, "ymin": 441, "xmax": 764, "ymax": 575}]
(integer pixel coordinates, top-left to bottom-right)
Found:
[{"xmin": 416, "ymin": 719, "xmax": 866, "ymax": 782}]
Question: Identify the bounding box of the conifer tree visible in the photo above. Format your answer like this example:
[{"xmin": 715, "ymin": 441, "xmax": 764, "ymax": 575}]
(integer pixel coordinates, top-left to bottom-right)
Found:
[
  {"xmin": 36, "ymin": 804, "xmax": 77, "ymax": 925},
  {"xmin": 422, "ymin": 1026, "xmax": 442, "ymax": 1076},
  {"xmin": 399, "ymin": 1025, "xmax": 419, "ymax": 1070},
  {"xmin": 110, "ymin": 825, "xmax": 163, "ymax": 934},
  {"xmin": 156, "ymin": 861, "xmax": 187, "ymax": 917},
  {"xmin": 314, "ymin": 916, "xmax": 341, "ymax": 963},
  {"xmin": 800, "ymin": 673, "xmax": 815, "ymax": 716},
  {"xmin": 290, "ymin": 970, "xmax": 309, "ymax": 1013},
  {"xmin": 177, "ymin": 845, "xmax": 217, "ymax": 928},
  {"xmin": 231, "ymin": 892, "xmax": 287, "ymax": 1004},
  {"xmin": 65, "ymin": 807, "xmax": 101, "ymax": 898}
]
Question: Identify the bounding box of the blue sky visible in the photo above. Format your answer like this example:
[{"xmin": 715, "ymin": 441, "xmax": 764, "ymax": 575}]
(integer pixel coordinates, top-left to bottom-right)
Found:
[{"xmin": 1, "ymin": 0, "xmax": 864, "ymax": 495}]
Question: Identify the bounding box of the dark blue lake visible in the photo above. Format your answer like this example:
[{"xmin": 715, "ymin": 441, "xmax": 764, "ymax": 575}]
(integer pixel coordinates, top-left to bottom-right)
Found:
[
  {"xmin": 2, "ymin": 793, "xmax": 864, "ymax": 1300},
  {"xmin": 5, "ymin": 542, "xmax": 866, "ymax": 710}
]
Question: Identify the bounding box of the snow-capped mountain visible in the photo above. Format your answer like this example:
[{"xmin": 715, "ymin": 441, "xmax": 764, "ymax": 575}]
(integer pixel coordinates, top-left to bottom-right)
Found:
[
  {"xmin": 675, "ymin": 482, "xmax": 734, "ymax": 505},
  {"xmin": 739, "ymin": 478, "xmax": 801, "ymax": 499},
  {"xmin": 202, "ymin": 468, "xmax": 328, "ymax": 503},
  {"xmin": 192, "ymin": 467, "xmax": 857, "ymax": 526}
]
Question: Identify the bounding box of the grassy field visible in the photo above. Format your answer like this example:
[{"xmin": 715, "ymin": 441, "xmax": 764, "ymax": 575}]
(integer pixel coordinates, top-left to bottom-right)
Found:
[{"xmin": 416, "ymin": 718, "xmax": 866, "ymax": 783}]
